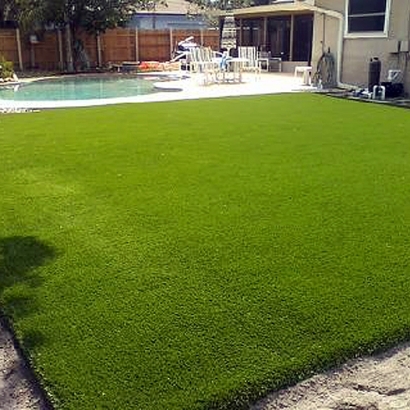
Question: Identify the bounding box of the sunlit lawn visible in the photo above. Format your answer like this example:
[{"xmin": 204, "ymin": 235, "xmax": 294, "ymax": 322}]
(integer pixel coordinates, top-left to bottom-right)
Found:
[{"xmin": 1, "ymin": 94, "xmax": 410, "ymax": 409}]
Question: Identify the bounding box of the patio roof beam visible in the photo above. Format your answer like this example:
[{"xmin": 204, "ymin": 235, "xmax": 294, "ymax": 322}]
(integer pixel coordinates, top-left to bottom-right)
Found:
[
  {"xmin": 231, "ymin": 2, "xmax": 315, "ymax": 17},
  {"xmin": 289, "ymin": 14, "xmax": 294, "ymax": 62}
]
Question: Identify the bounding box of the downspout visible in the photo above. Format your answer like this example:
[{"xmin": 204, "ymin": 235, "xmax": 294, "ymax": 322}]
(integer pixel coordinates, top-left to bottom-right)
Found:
[
  {"xmin": 405, "ymin": 4, "xmax": 410, "ymax": 88},
  {"xmin": 302, "ymin": 1, "xmax": 353, "ymax": 88}
]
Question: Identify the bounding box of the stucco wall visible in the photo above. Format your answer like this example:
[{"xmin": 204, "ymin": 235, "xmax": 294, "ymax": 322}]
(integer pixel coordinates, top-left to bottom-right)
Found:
[
  {"xmin": 342, "ymin": 39, "xmax": 404, "ymax": 88},
  {"xmin": 315, "ymin": 0, "xmax": 344, "ymax": 14},
  {"xmin": 313, "ymin": 0, "xmax": 410, "ymax": 93},
  {"xmin": 311, "ymin": 12, "xmax": 339, "ymax": 77}
]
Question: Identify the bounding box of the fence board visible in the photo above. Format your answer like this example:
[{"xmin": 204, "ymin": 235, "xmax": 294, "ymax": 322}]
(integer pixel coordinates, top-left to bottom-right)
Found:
[
  {"xmin": 78, "ymin": 31, "xmax": 98, "ymax": 68},
  {"xmin": 0, "ymin": 27, "xmax": 220, "ymax": 71},
  {"xmin": 31, "ymin": 31, "xmax": 60, "ymax": 70},
  {"xmin": 0, "ymin": 29, "xmax": 19, "ymax": 66},
  {"xmin": 101, "ymin": 28, "xmax": 136, "ymax": 63},
  {"xmin": 138, "ymin": 30, "xmax": 169, "ymax": 61}
]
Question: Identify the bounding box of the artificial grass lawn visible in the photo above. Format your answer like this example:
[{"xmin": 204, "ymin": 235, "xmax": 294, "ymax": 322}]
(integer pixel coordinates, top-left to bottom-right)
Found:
[{"xmin": 1, "ymin": 94, "xmax": 410, "ymax": 409}]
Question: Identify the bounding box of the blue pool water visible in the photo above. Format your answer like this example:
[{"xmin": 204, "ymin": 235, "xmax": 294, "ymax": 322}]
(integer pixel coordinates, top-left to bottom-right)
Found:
[{"xmin": 0, "ymin": 75, "xmax": 159, "ymax": 101}]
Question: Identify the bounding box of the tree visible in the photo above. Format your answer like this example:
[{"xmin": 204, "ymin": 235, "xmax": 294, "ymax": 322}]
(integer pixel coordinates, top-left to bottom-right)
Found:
[
  {"xmin": 7, "ymin": 0, "xmax": 157, "ymax": 71},
  {"xmin": 0, "ymin": 0, "xmax": 18, "ymax": 24},
  {"xmin": 187, "ymin": 0, "xmax": 252, "ymax": 12},
  {"xmin": 43, "ymin": 0, "xmax": 154, "ymax": 71}
]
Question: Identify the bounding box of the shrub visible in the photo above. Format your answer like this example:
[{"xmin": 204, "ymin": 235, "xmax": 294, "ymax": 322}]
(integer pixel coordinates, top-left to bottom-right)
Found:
[{"xmin": 0, "ymin": 55, "xmax": 15, "ymax": 80}]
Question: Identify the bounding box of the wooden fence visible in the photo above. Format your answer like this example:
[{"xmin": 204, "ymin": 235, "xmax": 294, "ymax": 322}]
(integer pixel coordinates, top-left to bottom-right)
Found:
[
  {"xmin": 0, "ymin": 27, "xmax": 220, "ymax": 71},
  {"xmin": 0, "ymin": 29, "xmax": 21, "ymax": 65}
]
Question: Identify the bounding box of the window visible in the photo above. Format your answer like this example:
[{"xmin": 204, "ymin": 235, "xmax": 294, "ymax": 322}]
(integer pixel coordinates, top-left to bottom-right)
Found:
[
  {"xmin": 241, "ymin": 19, "xmax": 264, "ymax": 47},
  {"xmin": 347, "ymin": 0, "xmax": 389, "ymax": 34},
  {"xmin": 292, "ymin": 15, "xmax": 313, "ymax": 62},
  {"xmin": 267, "ymin": 16, "xmax": 291, "ymax": 60}
]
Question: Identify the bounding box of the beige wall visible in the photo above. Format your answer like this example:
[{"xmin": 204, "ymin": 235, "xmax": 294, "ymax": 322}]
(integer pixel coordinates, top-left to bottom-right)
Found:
[
  {"xmin": 312, "ymin": 0, "xmax": 410, "ymax": 93},
  {"xmin": 315, "ymin": 0, "xmax": 344, "ymax": 14},
  {"xmin": 311, "ymin": 12, "xmax": 339, "ymax": 77},
  {"xmin": 342, "ymin": 40, "xmax": 404, "ymax": 87}
]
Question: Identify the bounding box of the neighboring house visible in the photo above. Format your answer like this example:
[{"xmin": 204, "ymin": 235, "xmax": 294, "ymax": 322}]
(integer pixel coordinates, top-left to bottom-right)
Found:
[
  {"xmin": 129, "ymin": 0, "xmax": 209, "ymax": 30},
  {"xmin": 230, "ymin": 0, "xmax": 410, "ymax": 92}
]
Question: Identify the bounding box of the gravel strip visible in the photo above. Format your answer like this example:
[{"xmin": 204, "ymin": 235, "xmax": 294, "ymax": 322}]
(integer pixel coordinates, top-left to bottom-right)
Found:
[
  {"xmin": 252, "ymin": 342, "xmax": 410, "ymax": 410},
  {"xmin": 1, "ymin": 315, "xmax": 409, "ymax": 410},
  {"xmin": 0, "ymin": 320, "xmax": 49, "ymax": 410}
]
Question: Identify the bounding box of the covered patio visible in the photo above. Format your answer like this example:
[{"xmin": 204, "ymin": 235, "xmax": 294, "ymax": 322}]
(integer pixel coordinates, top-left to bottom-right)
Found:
[{"xmin": 227, "ymin": 2, "xmax": 315, "ymax": 73}]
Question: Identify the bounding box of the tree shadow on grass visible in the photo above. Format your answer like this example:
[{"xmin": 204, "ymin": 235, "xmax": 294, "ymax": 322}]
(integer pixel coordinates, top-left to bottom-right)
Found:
[
  {"xmin": 0, "ymin": 236, "xmax": 57, "ymax": 409},
  {"xmin": 0, "ymin": 236, "xmax": 56, "ymax": 290},
  {"xmin": 0, "ymin": 235, "xmax": 56, "ymax": 316},
  {"xmin": 0, "ymin": 235, "xmax": 57, "ymax": 346}
]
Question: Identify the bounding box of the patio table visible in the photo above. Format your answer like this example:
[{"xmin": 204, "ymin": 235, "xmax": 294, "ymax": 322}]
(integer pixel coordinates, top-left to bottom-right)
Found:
[{"xmin": 213, "ymin": 57, "xmax": 248, "ymax": 84}]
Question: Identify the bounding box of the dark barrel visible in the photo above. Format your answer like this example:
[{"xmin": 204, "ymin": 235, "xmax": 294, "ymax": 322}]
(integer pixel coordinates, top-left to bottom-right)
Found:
[{"xmin": 368, "ymin": 57, "xmax": 381, "ymax": 91}]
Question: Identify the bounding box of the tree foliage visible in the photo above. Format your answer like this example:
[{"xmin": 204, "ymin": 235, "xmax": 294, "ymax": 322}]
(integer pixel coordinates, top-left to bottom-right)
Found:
[
  {"xmin": 187, "ymin": 0, "xmax": 251, "ymax": 11},
  {"xmin": 1, "ymin": 0, "xmax": 158, "ymax": 71},
  {"xmin": 0, "ymin": 0, "xmax": 18, "ymax": 23},
  {"xmin": 187, "ymin": 0, "xmax": 271, "ymax": 11},
  {"xmin": 5, "ymin": 0, "xmax": 152, "ymax": 33}
]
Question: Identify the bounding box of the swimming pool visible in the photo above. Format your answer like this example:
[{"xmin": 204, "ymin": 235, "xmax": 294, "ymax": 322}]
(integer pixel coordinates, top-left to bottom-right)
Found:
[{"xmin": 0, "ymin": 75, "xmax": 161, "ymax": 101}]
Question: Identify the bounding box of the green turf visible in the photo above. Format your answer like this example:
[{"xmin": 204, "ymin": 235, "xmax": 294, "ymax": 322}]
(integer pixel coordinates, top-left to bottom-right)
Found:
[{"xmin": 1, "ymin": 94, "xmax": 410, "ymax": 409}]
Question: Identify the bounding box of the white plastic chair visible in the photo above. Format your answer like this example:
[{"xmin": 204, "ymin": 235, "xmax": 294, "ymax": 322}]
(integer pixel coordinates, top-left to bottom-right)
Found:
[
  {"xmin": 189, "ymin": 47, "xmax": 219, "ymax": 85},
  {"xmin": 238, "ymin": 46, "xmax": 262, "ymax": 79}
]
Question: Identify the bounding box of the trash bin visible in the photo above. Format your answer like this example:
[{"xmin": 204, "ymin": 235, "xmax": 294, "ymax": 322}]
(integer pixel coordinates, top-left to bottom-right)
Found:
[
  {"xmin": 381, "ymin": 81, "xmax": 404, "ymax": 98},
  {"xmin": 368, "ymin": 57, "xmax": 381, "ymax": 91}
]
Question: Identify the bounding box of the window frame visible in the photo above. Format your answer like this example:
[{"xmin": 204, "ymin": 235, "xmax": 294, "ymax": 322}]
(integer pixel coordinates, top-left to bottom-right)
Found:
[{"xmin": 345, "ymin": 0, "xmax": 391, "ymax": 38}]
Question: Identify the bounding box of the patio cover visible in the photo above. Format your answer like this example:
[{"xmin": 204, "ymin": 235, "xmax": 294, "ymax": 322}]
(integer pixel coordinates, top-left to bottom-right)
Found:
[{"xmin": 230, "ymin": 0, "xmax": 316, "ymax": 17}]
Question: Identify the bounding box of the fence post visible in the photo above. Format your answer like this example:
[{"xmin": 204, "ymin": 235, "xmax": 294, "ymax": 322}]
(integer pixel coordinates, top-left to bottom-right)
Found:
[
  {"xmin": 135, "ymin": 28, "xmax": 139, "ymax": 62},
  {"xmin": 65, "ymin": 23, "xmax": 74, "ymax": 72},
  {"xmin": 200, "ymin": 28, "xmax": 204, "ymax": 46},
  {"xmin": 57, "ymin": 29, "xmax": 64, "ymax": 70},
  {"xmin": 15, "ymin": 28, "xmax": 24, "ymax": 70},
  {"xmin": 169, "ymin": 28, "xmax": 173, "ymax": 60},
  {"xmin": 289, "ymin": 15, "xmax": 294, "ymax": 62},
  {"xmin": 96, "ymin": 32, "xmax": 102, "ymax": 67}
]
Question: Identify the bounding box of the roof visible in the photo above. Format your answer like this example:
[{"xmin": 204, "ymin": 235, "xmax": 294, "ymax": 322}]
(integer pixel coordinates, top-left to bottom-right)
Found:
[
  {"xmin": 230, "ymin": 0, "xmax": 316, "ymax": 17},
  {"xmin": 231, "ymin": 1, "xmax": 344, "ymax": 20}
]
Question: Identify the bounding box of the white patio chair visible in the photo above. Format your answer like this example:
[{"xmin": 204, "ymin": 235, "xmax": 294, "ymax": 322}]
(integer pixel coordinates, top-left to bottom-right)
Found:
[
  {"xmin": 237, "ymin": 46, "xmax": 262, "ymax": 79},
  {"xmin": 188, "ymin": 47, "xmax": 219, "ymax": 85}
]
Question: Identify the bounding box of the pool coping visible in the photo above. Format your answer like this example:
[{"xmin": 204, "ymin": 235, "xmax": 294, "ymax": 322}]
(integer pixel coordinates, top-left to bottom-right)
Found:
[{"xmin": 0, "ymin": 72, "xmax": 314, "ymax": 109}]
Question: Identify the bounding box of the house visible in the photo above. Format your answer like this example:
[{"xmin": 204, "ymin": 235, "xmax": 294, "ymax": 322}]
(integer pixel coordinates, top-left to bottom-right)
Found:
[
  {"xmin": 129, "ymin": 0, "xmax": 210, "ymax": 30},
  {"xmin": 230, "ymin": 0, "xmax": 410, "ymax": 92}
]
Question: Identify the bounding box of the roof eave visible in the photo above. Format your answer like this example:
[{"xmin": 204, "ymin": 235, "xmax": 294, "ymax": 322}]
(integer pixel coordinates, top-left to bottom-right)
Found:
[{"xmin": 229, "ymin": 2, "xmax": 314, "ymax": 18}]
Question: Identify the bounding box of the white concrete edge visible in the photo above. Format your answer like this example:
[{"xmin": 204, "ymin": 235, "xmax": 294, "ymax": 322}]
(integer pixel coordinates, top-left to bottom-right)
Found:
[{"xmin": 0, "ymin": 73, "xmax": 316, "ymax": 110}]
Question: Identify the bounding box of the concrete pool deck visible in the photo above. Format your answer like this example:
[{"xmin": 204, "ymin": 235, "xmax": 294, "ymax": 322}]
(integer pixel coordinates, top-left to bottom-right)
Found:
[{"xmin": 0, "ymin": 72, "xmax": 314, "ymax": 110}]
